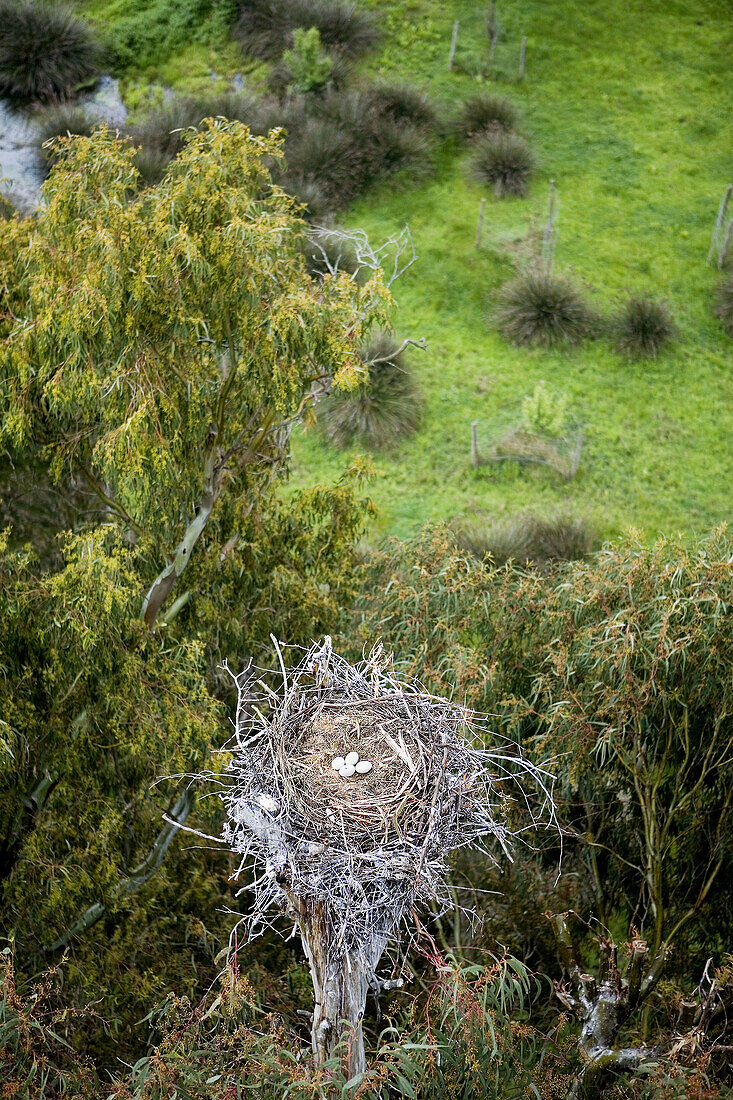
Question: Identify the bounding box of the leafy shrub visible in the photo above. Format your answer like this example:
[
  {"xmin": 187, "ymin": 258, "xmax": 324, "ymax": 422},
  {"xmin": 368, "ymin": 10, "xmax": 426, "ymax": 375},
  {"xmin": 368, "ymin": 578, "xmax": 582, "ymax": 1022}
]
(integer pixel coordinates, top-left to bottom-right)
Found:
[
  {"xmin": 454, "ymin": 510, "xmax": 597, "ymax": 569},
  {"xmin": 456, "ymin": 92, "xmax": 518, "ymax": 139},
  {"xmin": 103, "ymin": 0, "xmax": 235, "ymax": 73},
  {"xmin": 320, "ymin": 332, "xmax": 422, "ymax": 449},
  {"xmin": 366, "ymin": 82, "xmax": 438, "ymax": 133},
  {"xmin": 234, "ymin": 0, "xmax": 379, "ymax": 61},
  {"xmin": 520, "ymin": 379, "xmax": 569, "ymax": 437},
  {"xmin": 470, "ymin": 130, "xmax": 535, "ymax": 197},
  {"xmin": 34, "ymin": 103, "xmax": 98, "ymax": 173},
  {"xmin": 128, "ymin": 91, "xmax": 262, "ymax": 184},
  {"xmin": 716, "ymin": 274, "xmax": 733, "ymax": 338},
  {"xmin": 0, "ymin": 0, "xmax": 100, "ymax": 106},
  {"xmin": 612, "ymin": 293, "xmax": 676, "ymax": 358},
  {"xmin": 281, "ymin": 26, "xmax": 332, "ymax": 93},
  {"xmin": 495, "ymin": 270, "xmax": 593, "ymax": 346}
]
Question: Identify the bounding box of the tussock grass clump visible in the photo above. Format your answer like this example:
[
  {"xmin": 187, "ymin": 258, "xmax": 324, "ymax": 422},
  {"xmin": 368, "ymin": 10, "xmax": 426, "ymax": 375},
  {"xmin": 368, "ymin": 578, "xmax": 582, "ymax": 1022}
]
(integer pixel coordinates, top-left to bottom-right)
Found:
[
  {"xmin": 0, "ymin": 0, "xmax": 100, "ymax": 106},
  {"xmin": 470, "ymin": 131, "xmax": 535, "ymax": 197},
  {"xmin": 234, "ymin": 0, "xmax": 379, "ymax": 61},
  {"xmin": 280, "ymin": 91, "xmax": 431, "ymax": 214},
  {"xmin": 366, "ymin": 83, "xmax": 438, "ymax": 133},
  {"xmin": 34, "ymin": 103, "xmax": 97, "ymax": 172},
  {"xmin": 456, "ymin": 92, "xmax": 518, "ymax": 140},
  {"xmin": 320, "ymin": 333, "xmax": 422, "ymax": 449},
  {"xmin": 612, "ymin": 294, "xmax": 676, "ymax": 358},
  {"xmin": 715, "ymin": 275, "xmax": 733, "ymax": 338},
  {"xmin": 495, "ymin": 270, "xmax": 593, "ymax": 347},
  {"xmin": 454, "ymin": 511, "xmax": 597, "ymax": 569}
]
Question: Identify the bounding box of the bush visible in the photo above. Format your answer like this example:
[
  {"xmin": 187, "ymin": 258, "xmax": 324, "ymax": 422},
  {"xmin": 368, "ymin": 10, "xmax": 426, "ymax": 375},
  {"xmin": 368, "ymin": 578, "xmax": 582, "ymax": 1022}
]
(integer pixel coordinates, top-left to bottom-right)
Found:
[
  {"xmin": 495, "ymin": 270, "xmax": 593, "ymax": 347},
  {"xmin": 0, "ymin": 0, "xmax": 100, "ymax": 106},
  {"xmin": 454, "ymin": 510, "xmax": 597, "ymax": 569},
  {"xmin": 715, "ymin": 274, "xmax": 733, "ymax": 338},
  {"xmin": 128, "ymin": 92, "xmax": 262, "ymax": 184},
  {"xmin": 456, "ymin": 92, "xmax": 518, "ymax": 140},
  {"xmin": 366, "ymin": 82, "xmax": 438, "ymax": 133},
  {"xmin": 34, "ymin": 103, "xmax": 98, "ymax": 173},
  {"xmin": 612, "ymin": 293, "xmax": 676, "ymax": 358},
  {"xmin": 280, "ymin": 91, "xmax": 431, "ymax": 212},
  {"xmin": 320, "ymin": 332, "xmax": 423, "ymax": 449},
  {"xmin": 234, "ymin": 0, "xmax": 379, "ymax": 61},
  {"xmin": 470, "ymin": 131, "xmax": 535, "ymax": 197}
]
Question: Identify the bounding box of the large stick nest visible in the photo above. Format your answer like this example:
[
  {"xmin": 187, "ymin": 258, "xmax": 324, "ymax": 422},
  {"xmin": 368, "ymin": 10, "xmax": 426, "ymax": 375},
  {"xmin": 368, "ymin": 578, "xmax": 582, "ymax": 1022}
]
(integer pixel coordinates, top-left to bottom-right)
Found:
[{"xmin": 216, "ymin": 639, "xmax": 554, "ymax": 953}]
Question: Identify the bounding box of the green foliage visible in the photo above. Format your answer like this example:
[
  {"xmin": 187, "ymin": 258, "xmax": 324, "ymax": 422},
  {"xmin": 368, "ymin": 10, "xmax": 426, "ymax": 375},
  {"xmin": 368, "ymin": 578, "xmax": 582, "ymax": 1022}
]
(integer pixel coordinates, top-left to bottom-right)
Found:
[
  {"xmin": 127, "ymin": 90, "xmax": 260, "ymax": 184},
  {"xmin": 612, "ymin": 293, "xmax": 676, "ymax": 358},
  {"xmin": 470, "ymin": 131, "xmax": 535, "ymax": 197},
  {"xmin": 0, "ymin": 0, "xmax": 100, "ymax": 106},
  {"xmin": 103, "ymin": 951, "xmax": 557, "ymax": 1099},
  {"xmin": 495, "ymin": 270, "xmax": 594, "ymax": 347},
  {"xmin": 520, "ymin": 379, "xmax": 569, "ymax": 437},
  {"xmin": 34, "ymin": 103, "xmax": 99, "ymax": 173},
  {"xmin": 320, "ymin": 332, "xmax": 423, "ymax": 449},
  {"xmin": 456, "ymin": 92, "xmax": 519, "ymax": 140},
  {"xmin": 282, "ymin": 27, "xmax": 332, "ymax": 93},
  {"xmin": 454, "ymin": 510, "xmax": 597, "ymax": 569},
  {"xmin": 98, "ymin": 0, "xmax": 237, "ymax": 73},
  {"xmin": 0, "ymin": 121, "xmax": 389, "ymax": 1065},
  {"xmin": 234, "ymin": 0, "xmax": 379, "ymax": 61}
]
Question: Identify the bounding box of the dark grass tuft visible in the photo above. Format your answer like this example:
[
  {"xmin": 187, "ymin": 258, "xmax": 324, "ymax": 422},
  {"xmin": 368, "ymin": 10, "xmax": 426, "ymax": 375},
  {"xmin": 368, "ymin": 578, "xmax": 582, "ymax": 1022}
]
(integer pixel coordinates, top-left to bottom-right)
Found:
[
  {"xmin": 495, "ymin": 270, "xmax": 594, "ymax": 347},
  {"xmin": 234, "ymin": 0, "xmax": 379, "ymax": 61},
  {"xmin": 470, "ymin": 131, "xmax": 535, "ymax": 197},
  {"xmin": 34, "ymin": 103, "xmax": 98, "ymax": 173},
  {"xmin": 456, "ymin": 92, "xmax": 518, "ymax": 140},
  {"xmin": 0, "ymin": 0, "xmax": 100, "ymax": 106},
  {"xmin": 365, "ymin": 83, "xmax": 438, "ymax": 133},
  {"xmin": 320, "ymin": 332, "xmax": 423, "ymax": 449},
  {"xmin": 453, "ymin": 511, "xmax": 598, "ymax": 569},
  {"xmin": 612, "ymin": 294, "xmax": 676, "ymax": 358},
  {"xmin": 717, "ymin": 275, "xmax": 733, "ymax": 338},
  {"xmin": 279, "ymin": 90, "xmax": 432, "ymax": 213}
]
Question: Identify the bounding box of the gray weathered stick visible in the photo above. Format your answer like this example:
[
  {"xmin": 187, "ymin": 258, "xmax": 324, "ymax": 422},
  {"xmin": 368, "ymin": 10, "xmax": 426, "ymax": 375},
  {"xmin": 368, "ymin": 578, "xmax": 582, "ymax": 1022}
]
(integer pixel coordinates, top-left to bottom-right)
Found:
[
  {"xmin": 707, "ymin": 184, "xmax": 732, "ymax": 266},
  {"xmin": 519, "ymin": 35, "xmax": 527, "ymax": 79},
  {"xmin": 475, "ymin": 197, "xmax": 487, "ymax": 249},
  {"xmin": 719, "ymin": 216, "xmax": 733, "ymax": 270},
  {"xmin": 448, "ymin": 20, "xmax": 459, "ymax": 70},
  {"xmin": 471, "ymin": 421, "xmax": 480, "ymax": 467}
]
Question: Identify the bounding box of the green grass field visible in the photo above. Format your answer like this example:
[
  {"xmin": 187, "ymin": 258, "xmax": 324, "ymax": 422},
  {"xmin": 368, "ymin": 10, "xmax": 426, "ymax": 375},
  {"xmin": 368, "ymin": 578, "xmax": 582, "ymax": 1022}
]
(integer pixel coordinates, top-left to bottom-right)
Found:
[{"xmin": 86, "ymin": 0, "xmax": 733, "ymax": 541}]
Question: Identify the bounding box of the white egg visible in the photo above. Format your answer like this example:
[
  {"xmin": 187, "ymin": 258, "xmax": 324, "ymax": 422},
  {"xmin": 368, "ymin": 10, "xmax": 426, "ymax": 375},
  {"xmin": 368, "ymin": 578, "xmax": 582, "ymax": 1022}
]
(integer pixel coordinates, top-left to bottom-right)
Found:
[
  {"xmin": 344, "ymin": 751, "xmax": 360, "ymax": 767},
  {"xmin": 339, "ymin": 764, "xmax": 356, "ymax": 778},
  {"xmin": 354, "ymin": 760, "xmax": 372, "ymax": 774},
  {"xmin": 331, "ymin": 756, "xmax": 346, "ymax": 770}
]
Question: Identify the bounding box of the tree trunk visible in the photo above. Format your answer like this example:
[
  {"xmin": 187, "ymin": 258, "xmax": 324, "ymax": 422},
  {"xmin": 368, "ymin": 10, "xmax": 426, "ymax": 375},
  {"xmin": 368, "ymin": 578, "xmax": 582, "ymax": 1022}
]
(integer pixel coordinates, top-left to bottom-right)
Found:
[{"xmin": 290, "ymin": 896, "xmax": 389, "ymax": 1078}]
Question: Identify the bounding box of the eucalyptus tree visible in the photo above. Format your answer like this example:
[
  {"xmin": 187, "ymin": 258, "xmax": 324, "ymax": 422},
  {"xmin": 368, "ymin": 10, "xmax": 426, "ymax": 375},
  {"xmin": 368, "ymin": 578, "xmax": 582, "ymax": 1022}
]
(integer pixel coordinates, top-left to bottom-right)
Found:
[{"xmin": 0, "ymin": 121, "xmax": 390, "ymax": 1058}]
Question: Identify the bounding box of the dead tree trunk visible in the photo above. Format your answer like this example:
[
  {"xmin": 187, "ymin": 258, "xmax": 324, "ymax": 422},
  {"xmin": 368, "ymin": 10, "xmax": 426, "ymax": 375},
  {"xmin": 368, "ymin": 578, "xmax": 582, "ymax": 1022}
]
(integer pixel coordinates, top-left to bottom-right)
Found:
[{"xmin": 289, "ymin": 895, "xmax": 389, "ymax": 1077}]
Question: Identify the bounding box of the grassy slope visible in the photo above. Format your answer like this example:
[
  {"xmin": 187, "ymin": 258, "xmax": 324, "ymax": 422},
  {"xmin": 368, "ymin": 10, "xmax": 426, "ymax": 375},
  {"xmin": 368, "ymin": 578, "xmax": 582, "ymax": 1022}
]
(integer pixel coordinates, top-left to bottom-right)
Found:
[
  {"xmin": 84, "ymin": 0, "xmax": 733, "ymax": 541},
  {"xmin": 291, "ymin": 0, "xmax": 733, "ymax": 540}
]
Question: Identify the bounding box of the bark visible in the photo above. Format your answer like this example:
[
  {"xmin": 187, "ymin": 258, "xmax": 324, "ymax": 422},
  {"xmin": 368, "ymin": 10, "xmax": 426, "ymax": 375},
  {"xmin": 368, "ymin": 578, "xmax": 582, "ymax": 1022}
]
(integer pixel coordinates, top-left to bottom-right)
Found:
[{"xmin": 286, "ymin": 894, "xmax": 389, "ymax": 1078}]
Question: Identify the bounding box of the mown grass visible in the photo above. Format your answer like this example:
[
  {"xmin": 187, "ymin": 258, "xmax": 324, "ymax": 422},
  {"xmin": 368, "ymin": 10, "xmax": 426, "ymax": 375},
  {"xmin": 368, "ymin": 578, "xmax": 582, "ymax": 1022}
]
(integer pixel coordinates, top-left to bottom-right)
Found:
[{"xmin": 83, "ymin": 0, "xmax": 733, "ymax": 541}]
